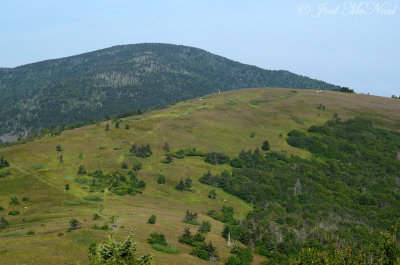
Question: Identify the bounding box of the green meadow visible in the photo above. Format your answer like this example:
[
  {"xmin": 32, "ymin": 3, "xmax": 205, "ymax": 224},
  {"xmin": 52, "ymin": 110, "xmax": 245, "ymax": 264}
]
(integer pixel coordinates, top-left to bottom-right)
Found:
[{"xmin": 0, "ymin": 87, "xmax": 400, "ymax": 265}]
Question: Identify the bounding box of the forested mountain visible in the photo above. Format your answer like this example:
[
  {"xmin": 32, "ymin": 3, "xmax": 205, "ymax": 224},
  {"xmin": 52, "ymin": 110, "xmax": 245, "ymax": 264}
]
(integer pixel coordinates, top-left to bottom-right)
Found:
[{"xmin": 0, "ymin": 43, "xmax": 341, "ymax": 143}]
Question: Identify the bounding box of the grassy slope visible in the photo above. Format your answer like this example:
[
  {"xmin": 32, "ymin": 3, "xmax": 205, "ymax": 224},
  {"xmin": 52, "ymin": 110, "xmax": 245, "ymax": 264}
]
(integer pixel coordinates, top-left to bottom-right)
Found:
[{"xmin": 0, "ymin": 87, "xmax": 399, "ymax": 265}]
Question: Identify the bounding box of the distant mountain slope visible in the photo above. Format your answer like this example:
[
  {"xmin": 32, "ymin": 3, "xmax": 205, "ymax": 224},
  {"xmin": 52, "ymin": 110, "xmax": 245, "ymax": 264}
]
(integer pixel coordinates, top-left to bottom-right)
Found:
[{"xmin": 0, "ymin": 43, "xmax": 341, "ymax": 142}]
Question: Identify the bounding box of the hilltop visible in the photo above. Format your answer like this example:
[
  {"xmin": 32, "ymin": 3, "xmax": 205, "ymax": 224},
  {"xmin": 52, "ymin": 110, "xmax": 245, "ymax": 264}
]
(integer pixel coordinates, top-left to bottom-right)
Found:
[
  {"xmin": 0, "ymin": 43, "xmax": 341, "ymax": 142},
  {"xmin": 0, "ymin": 88, "xmax": 399, "ymax": 265}
]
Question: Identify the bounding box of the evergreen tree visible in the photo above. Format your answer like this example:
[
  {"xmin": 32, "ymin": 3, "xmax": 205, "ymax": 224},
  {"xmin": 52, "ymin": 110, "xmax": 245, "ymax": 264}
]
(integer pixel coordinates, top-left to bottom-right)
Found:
[
  {"xmin": 147, "ymin": 215, "xmax": 156, "ymax": 224},
  {"xmin": 77, "ymin": 165, "xmax": 86, "ymax": 174},
  {"xmin": 208, "ymin": 189, "xmax": 217, "ymax": 199},
  {"xmin": 163, "ymin": 142, "xmax": 170, "ymax": 152},
  {"xmin": 88, "ymin": 227, "xmax": 151, "ymax": 265},
  {"xmin": 0, "ymin": 156, "xmax": 9, "ymax": 169},
  {"xmin": 0, "ymin": 217, "xmax": 9, "ymax": 230},
  {"xmin": 176, "ymin": 179, "xmax": 186, "ymax": 191},
  {"xmin": 262, "ymin": 140, "xmax": 270, "ymax": 151},
  {"xmin": 185, "ymin": 177, "xmax": 192, "ymax": 190},
  {"xmin": 157, "ymin": 172, "xmax": 166, "ymax": 184}
]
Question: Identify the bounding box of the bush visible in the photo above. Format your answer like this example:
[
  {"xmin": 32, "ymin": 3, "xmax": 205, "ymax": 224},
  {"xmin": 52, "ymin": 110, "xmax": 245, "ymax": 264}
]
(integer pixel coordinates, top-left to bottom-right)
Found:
[
  {"xmin": 56, "ymin": 145, "xmax": 63, "ymax": 152},
  {"xmin": 69, "ymin": 219, "xmax": 80, "ymax": 230},
  {"xmin": 92, "ymin": 223, "xmax": 109, "ymax": 230},
  {"xmin": 9, "ymin": 210, "xmax": 20, "ymax": 216},
  {"xmin": 30, "ymin": 164, "xmax": 43, "ymax": 170},
  {"xmin": 9, "ymin": 196, "xmax": 19, "ymax": 206},
  {"xmin": 83, "ymin": 196, "xmax": 103, "ymax": 201},
  {"xmin": 133, "ymin": 161, "xmax": 142, "ymax": 171},
  {"xmin": 93, "ymin": 213, "xmax": 101, "ymax": 220},
  {"xmin": 191, "ymin": 241, "xmax": 218, "ymax": 261},
  {"xmin": 151, "ymin": 243, "xmax": 180, "ymax": 254},
  {"xmin": 0, "ymin": 206, "xmax": 4, "ymax": 211},
  {"xmin": 147, "ymin": 232, "xmax": 167, "ymax": 245},
  {"xmin": 26, "ymin": 230, "xmax": 35, "ymax": 235},
  {"xmin": 198, "ymin": 221, "xmax": 211, "ymax": 233},
  {"xmin": 148, "ymin": 215, "xmax": 156, "ymax": 224},
  {"xmin": 121, "ymin": 162, "xmax": 128, "ymax": 169},
  {"xmin": 22, "ymin": 197, "xmax": 30, "ymax": 202}
]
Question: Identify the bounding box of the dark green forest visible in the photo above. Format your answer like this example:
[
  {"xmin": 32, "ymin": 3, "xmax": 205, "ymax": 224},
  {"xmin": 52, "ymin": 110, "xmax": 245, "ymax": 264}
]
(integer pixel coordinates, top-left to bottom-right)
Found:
[
  {"xmin": 200, "ymin": 117, "xmax": 400, "ymax": 264},
  {"xmin": 0, "ymin": 43, "xmax": 341, "ymax": 142}
]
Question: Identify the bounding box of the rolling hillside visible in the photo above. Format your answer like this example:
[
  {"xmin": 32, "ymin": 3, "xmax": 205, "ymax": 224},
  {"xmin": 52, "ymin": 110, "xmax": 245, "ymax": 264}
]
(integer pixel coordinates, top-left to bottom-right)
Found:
[
  {"xmin": 0, "ymin": 43, "xmax": 341, "ymax": 143},
  {"xmin": 0, "ymin": 88, "xmax": 399, "ymax": 265}
]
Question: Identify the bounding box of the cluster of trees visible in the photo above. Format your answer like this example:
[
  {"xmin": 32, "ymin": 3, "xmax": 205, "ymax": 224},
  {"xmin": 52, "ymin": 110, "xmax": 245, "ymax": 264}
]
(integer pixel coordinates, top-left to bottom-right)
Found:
[
  {"xmin": 0, "ymin": 156, "xmax": 9, "ymax": 169},
  {"xmin": 333, "ymin": 87, "xmax": 355, "ymax": 93},
  {"xmin": 130, "ymin": 144, "xmax": 152, "ymax": 158},
  {"xmin": 175, "ymin": 178, "xmax": 193, "ymax": 191},
  {"xmin": 179, "ymin": 226, "xmax": 218, "ymax": 261},
  {"xmin": 74, "ymin": 170, "xmax": 146, "ymax": 196},
  {"xmin": 198, "ymin": 117, "xmax": 400, "ymax": 263},
  {"xmin": 392, "ymin": 94, "xmax": 400, "ymax": 99},
  {"xmin": 205, "ymin": 152, "xmax": 230, "ymax": 165}
]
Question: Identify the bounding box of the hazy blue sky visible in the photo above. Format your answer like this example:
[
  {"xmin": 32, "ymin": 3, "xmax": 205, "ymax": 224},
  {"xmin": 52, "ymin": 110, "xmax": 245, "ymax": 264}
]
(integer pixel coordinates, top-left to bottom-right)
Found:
[{"xmin": 1, "ymin": 0, "xmax": 399, "ymax": 96}]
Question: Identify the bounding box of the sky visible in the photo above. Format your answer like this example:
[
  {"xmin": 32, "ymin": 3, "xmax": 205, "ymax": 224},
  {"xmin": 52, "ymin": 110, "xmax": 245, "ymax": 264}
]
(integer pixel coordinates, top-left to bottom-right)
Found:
[{"xmin": 0, "ymin": 0, "xmax": 399, "ymax": 97}]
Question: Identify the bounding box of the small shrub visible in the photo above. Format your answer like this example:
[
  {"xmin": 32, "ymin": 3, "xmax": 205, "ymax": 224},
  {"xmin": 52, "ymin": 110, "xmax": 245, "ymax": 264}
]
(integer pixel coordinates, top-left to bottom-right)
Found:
[
  {"xmin": 26, "ymin": 230, "xmax": 35, "ymax": 235},
  {"xmin": 133, "ymin": 161, "xmax": 142, "ymax": 171},
  {"xmin": 22, "ymin": 197, "xmax": 30, "ymax": 202},
  {"xmin": 121, "ymin": 162, "xmax": 128, "ymax": 169},
  {"xmin": 65, "ymin": 184, "xmax": 70, "ymax": 191},
  {"xmin": 148, "ymin": 215, "xmax": 156, "ymax": 224},
  {"xmin": 93, "ymin": 213, "xmax": 101, "ymax": 220},
  {"xmin": 147, "ymin": 232, "xmax": 167, "ymax": 245},
  {"xmin": 184, "ymin": 210, "xmax": 199, "ymax": 225},
  {"xmin": 157, "ymin": 172, "xmax": 166, "ymax": 184},
  {"xmin": 0, "ymin": 206, "xmax": 4, "ymax": 211},
  {"xmin": 9, "ymin": 196, "xmax": 19, "ymax": 206},
  {"xmin": 262, "ymin": 140, "xmax": 270, "ymax": 151},
  {"xmin": 9, "ymin": 210, "xmax": 20, "ymax": 216},
  {"xmin": 69, "ymin": 219, "xmax": 80, "ymax": 230},
  {"xmin": 208, "ymin": 189, "xmax": 217, "ymax": 199},
  {"xmin": 250, "ymin": 132, "xmax": 255, "ymax": 138},
  {"xmin": 151, "ymin": 243, "xmax": 180, "ymax": 254},
  {"xmin": 198, "ymin": 221, "xmax": 211, "ymax": 233},
  {"xmin": 67, "ymin": 201, "xmax": 80, "ymax": 206},
  {"xmin": 31, "ymin": 164, "xmax": 43, "ymax": 170},
  {"xmin": 92, "ymin": 223, "xmax": 109, "ymax": 230},
  {"xmin": 77, "ymin": 165, "xmax": 86, "ymax": 175},
  {"xmin": 83, "ymin": 196, "xmax": 103, "ymax": 201},
  {"xmin": 73, "ymin": 237, "xmax": 90, "ymax": 243},
  {"xmin": 0, "ymin": 217, "xmax": 9, "ymax": 229}
]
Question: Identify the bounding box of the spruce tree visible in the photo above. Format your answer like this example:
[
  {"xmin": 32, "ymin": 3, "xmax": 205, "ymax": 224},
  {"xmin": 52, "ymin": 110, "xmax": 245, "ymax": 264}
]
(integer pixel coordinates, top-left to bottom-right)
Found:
[{"xmin": 175, "ymin": 179, "xmax": 185, "ymax": 191}]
